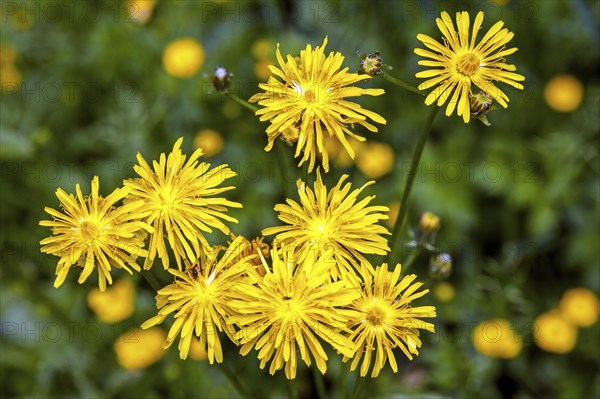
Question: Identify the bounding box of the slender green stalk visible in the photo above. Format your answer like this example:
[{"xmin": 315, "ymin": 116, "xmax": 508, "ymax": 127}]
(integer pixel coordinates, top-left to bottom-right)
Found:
[
  {"xmin": 313, "ymin": 368, "xmax": 329, "ymax": 399},
  {"xmin": 275, "ymin": 140, "xmax": 291, "ymax": 197},
  {"xmin": 226, "ymin": 92, "xmax": 259, "ymax": 112},
  {"xmin": 380, "ymin": 72, "xmax": 424, "ymax": 96},
  {"xmin": 140, "ymin": 269, "xmax": 162, "ymax": 292},
  {"xmin": 287, "ymin": 378, "xmax": 299, "ymax": 399},
  {"xmin": 387, "ymin": 106, "xmax": 440, "ymax": 266},
  {"xmin": 216, "ymin": 362, "xmax": 254, "ymax": 399},
  {"xmin": 402, "ymin": 245, "xmax": 423, "ymax": 273},
  {"xmin": 338, "ymin": 362, "xmax": 349, "ymax": 399},
  {"xmin": 350, "ymin": 375, "xmax": 364, "ymax": 399}
]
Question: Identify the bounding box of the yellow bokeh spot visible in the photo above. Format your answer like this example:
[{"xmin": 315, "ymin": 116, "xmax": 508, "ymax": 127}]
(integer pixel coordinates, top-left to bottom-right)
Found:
[
  {"xmin": 254, "ymin": 59, "xmax": 272, "ymax": 80},
  {"xmin": 0, "ymin": 65, "xmax": 22, "ymax": 92},
  {"xmin": 251, "ymin": 39, "xmax": 273, "ymax": 59},
  {"xmin": 0, "ymin": 46, "xmax": 17, "ymax": 67},
  {"xmin": 559, "ymin": 288, "xmax": 599, "ymax": 327},
  {"xmin": 386, "ymin": 202, "xmax": 399, "ymax": 228},
  {"xmin": 322, "ymin": 136, "xmax": 364, "ymax": 168},
  {"xmin": 534, "ymin": 310, "xmax": 577, "ymax": 354},
  {"xmin": 188, "ymin": 337, "xmax": 208, "ymax": 360},
  {"xmin": 125, "ymin": 0, "xmax": 156, "ymax": 24},
  {"xmin": 87, "ymin": 279, "xmax": 135, "ymax": 324},
  {"xmin": 114, "ymin": 327, "xmax": 167, "ymax": 370},
  {"xmin": 434, "ymin": 282, "xmax": 455, "ymax": 302},
  {"xmin": 543, "ymin": 74, "xmax": 584, "ymax": 112},
  {"xmin": 194, "ymin": 129, "xmax": 224, "ymax": 157},
  {"xmin": 356, "ymin": 142, "xmax": 395, "ymax": 179},
  {"xmin": 472, "ymin": 318, "xmax": 522, "ymax": 359},
  {"xmin": 162, "ymin": 38, "xmax": 205, "ymax": 78}
]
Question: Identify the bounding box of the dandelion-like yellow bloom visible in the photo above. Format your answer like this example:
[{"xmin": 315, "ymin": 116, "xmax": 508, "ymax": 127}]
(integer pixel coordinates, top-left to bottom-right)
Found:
[
  {"xmin": 87, "ymin": 279, "xmax": 135, "ymax": 323},
  {"xmin": 534, "ymin": 310, "xmax": 577, "ymax": 354},
  {"xmin": 344, "ymin": 264, "xmax": 436, "ymax": 378},
  {"xmin": 228, "ymin": 246, "xmax": 359, "ymax": 379},
  {"xmin": 415, "ymin": 11, "xmax": 525, "ymax": 123},
  {"xmin": 114, "ymin": 327, "xmax": 167, "ymax": 370},
  {"xmin": 472, "ymin": 318, "xmax": 522, "ymax": 359},
  {"xmin": 249, "ymin": 37, "xmax": 387, "ymax": 172},
  {"xmin": 141, "ymin": 236, "xmax": 251, "ymax": 363},
  {"xmin": 124, "ymin": 137, "xmax": 241, "ymax": 270},
  {"xmin": 262, "ymin": 172, "xmax": 390, "ymax": 282},
  {"xmin": 39, "ymin": 176, "xmax": 152, "ymax": 291}
]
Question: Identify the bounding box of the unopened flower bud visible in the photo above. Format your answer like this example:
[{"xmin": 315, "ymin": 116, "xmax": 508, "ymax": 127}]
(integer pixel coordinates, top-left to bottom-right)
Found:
[
  {"xmin": 357, "ymin": 51, "xmax": 392, "ymax": 77},
  {"xmin": 429, "ymin": 253, "xmax": 452, "ymax": 279},
  {"xmin": 470, "ymin": 91, "xmax": 494, "ymax": 126},
  {"xmin": 211, "ymin": 66, "xmax": 233, "ymax": 92},
  {"xmin": 415, "ymin": 212, "xmax": 440, "ymax": 244}
]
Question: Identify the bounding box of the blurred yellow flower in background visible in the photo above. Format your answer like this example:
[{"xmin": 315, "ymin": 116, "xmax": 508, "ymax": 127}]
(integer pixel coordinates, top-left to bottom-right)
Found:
[
  {"xmin": 114, "ymin": 328, "xmax": 167, "ymax": 370},
  {"xmin": 254, "ymin": 59, "xmax": 272, "ymax": 80},
  {"xmin": 386, "ymin": 202, "xmax": 400, "ymax": 228},
  {"xmin": 322, "ymin": 136, "xmax": 365, "ymax": 168},
  {"xmin": 251, "ymin": 39, "xmax": 274, "ymax": 59},
  {"xmin": 1, "ymin": 46, "xmax": 21, "ymax": 93},
  {"xmin": 534, "ymin": 310, "xmax": 577, "ymax": 354},
  {"xmin": 87, "ymin": 279, "xmax": 135, "ymax": 323},
  {"xmin": 355, "ymin": 141, "xmax": 395, "ymax": 179},
  {"xmin": 433, "ymin": 282, "xmax": 455, "ymax": 302},
  {"xmin": 472, "ymin": 319, "xmax": 522, "ymax": 359},
  {"xmin": 188, "ymin": 338, "xmax": 208, "ymax": 361},
  {"xmin": 125, "ymin": 0, "xmax": 155, "ymax": 23},
  {"xmin": 559, "ymin": 288, "xmax": 599, "ymax": 327},
  {"xmin": 193, "ymin": 129, "xmax": 224, "ymax": 157},
  {"xmin": 162, "ymin": 38, "xmax": 205, "ymax": 78},
  {"xmin": 543, "ymin": 74, "xmax": 584, "ymax": 112}
]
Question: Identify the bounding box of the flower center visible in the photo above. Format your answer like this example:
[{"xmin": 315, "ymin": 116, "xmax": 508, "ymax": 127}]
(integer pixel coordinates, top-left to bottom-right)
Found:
[
  {"xmin": 457, "ymin": 53, "xmax": 480, "ymax": 76},
  {"xmin": 80, "ymin": 220, "xmax": 100, "ymax": 241},
  {"xmin": 366, "ymin": 306, "xmax": 386, "ymax": 326}
]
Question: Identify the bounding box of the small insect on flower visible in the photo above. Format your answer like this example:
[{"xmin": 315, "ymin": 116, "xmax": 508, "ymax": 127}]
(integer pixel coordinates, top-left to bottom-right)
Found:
[{"xmin": 187, "ymin": 262, "xmax": 200, "ymax": 280}]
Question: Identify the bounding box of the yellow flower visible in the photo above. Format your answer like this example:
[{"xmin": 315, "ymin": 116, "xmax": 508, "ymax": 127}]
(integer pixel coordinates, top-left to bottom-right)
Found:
[
  {"xmin": 193, "ymin": 129, "xmax": 224, "ymax": 157},
  {"xmin": 87, "ymin": 279, "xmax": 135, "ymax": 323},
  {"xmin": 344, "ymin": 264, "xmax": 436, "ymax": 378},
  {"xmin": 415, "ymin": 11, "xmax": 525, "ymax": 123},
  {"xmin": 559, "ymin": 288, "xmax": 599, "ymax": 327},
  {"xmin": 322, "ymin": 136, "xmax": 365, "ymax": 168},
  {"xmin": 189, "ymin": 337, "xmax": 208, "ymax": 360},
  {"xmin": 114, "ymin": 327, "xmax": 167, "ymax": 370},
  {"xmin": 162, "ymin": 38, "xmax": 205, "ymax": 78},
  {"xmin": 124, "ymin": 137, "xmax": 241, "ymax": 270},
  {"xmin": 125, "ymin": 0, "xmax": 155, "ymax": 23},
  {"xmin": 228, "ymin": 246, "xmax": 359, "ymax": 380},
  {"xmin": 141, "ymin": 236, "xmax": 252, "ymax": 363},
  {"xmin": 472, "ymin": 319, "xmax": 522, "ymax": 359},
  {"xmin": 262, "ymin": 172, "xmax": 390, "ymax": 282},
  {"xmin": 355, "ymin": 141, "xmax": 395, "ymax": 179},
  {"xmin": 543, "ymin": 74, "xmax": 584, "ymax": 112},
  {"xmin": 534, "ymin": 310, "xmax": 577, "ymax": 353},
  {"xmin": 249, "ymin": 37, "xmax": 387, "ymax": 172},
  {"xmin": 433, "ymin": 282, "xmax": 455, "ymax": 302},
  {"xmin": 39, "ymin": 176, "xmax": 152, "ymax": 291}
]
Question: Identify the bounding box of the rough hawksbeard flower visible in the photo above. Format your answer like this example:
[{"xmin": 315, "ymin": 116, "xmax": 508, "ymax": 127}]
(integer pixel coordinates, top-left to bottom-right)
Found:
[
  {"xmin": 415, "ymin": 11, "xmax": 525, "ymax": 123},
  {"xmin": 344, "ymin": 263, "xmax": 436, "ymax": 378},
  {"xmin": 141, "ymin": 236, "xmax": 253, "ymax": 363},
  {"xmin": 228, "ymin": 245, "xmax": 359, "ymax": 379},
  {"xmin": 39, "ymin": 176, "xmax": 152, "ymax": 291},
  {"xmin": 262, "ymin": 171, "xmax": 390, "ymax": 283},
  {"xmin": 124, "ymin": 137, "xmax": 241, "ymax": 270},
  {"xmin": 249, "ymin": 36, "xmax": 387, "ymax": 172}
]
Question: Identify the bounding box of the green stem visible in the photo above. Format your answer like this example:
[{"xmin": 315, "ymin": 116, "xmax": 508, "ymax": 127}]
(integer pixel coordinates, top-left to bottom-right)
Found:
[
  {"xmin": 313, "ymin": 367, "xmax": 329, "ymax": 399},
  {"xmin": 403, "ymin": 245, "xmax": 423, "ymax": 273},
  {"xmin": 350, "ymin": 375, "xmax": 364, "ymax": 399},
  {"xmin": 338, "ymin": 362, "xmax": 349, "ymax": 399},
  {"xmin": 380, "ymin": 72, "xmax": 424, "ymax": 96},
  {"xmin": 387, "ymin": 106, "xmax": 440, "ymax": 266},
  {"xmin": 216, "ymin": 362, "xmax": 253, "ymax": 399},
  {"xmin": 275, "ymin": 140, "xmax": 291, "ymax": 198},
  {"xmin": 287, "ymin": 379, "xmax": 299, "ymax": 399},
  {"xmin": 140, "ymin": 269, "xmax": 162, "ymax": 292},
  {"xmin": 226, "ymin": 92, "xmax": 259, "ymax": 112}
]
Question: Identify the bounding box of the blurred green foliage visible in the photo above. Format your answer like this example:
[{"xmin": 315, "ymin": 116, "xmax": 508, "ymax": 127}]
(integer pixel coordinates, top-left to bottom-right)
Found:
[{"xmin": 1, "ymin": 0, "xmax": 599, "ymax": 398}]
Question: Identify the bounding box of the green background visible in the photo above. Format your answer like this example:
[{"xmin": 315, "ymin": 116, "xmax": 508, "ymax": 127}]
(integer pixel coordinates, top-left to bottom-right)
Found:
[{"xmin": 1, "ymin": 0, "xmax": 599, "ymax": 398}]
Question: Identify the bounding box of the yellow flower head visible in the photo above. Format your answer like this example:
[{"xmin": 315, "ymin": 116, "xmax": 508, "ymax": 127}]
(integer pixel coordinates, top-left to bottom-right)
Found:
[
  {"xmin": 262, "ymin": 171, "xmax": 390, "ymax": 283},
  {"xmin": 162, "ymin": 37, "xmax": 205, "ymax": 78},
  {"xmin": 124, "ymin": 137, "xmax": 241, "ymax": 270},
  {"xmin": 39, "ymin": 176, "xmax": 152, "ymax": 291},
  {"xmin": 345, "ymin": 264, "xmax": 436, "ymax": 378},
  {"xmin": 141, "ymin": 236, "xmax": 252, "ymax": 363},
  {"xmin": 559, "ymin": 288, "xmax": 599, "ymax": 327},
  {"xmin": 534, "ymin": 310, "xmax": 577, "ymax": 354},
  {"xmin": 249, "ymin": 37, "xmax": 387, "ymax": 172},
  {"xmin": 228, "ymin": 245, "xmax": 359, "ymax": 380},
  {"xmin": 87, "ymin": 279, "xmax": 135, "ymax": 323},
  {"xmin": 415, "ymin": 11, "xmax": 525, "ymax": 123},
  {"xmin": 114, "ymin": 327, "xmax": 167, "ymax": 370},
  {"xmin": 472, "ymin": 318, "xmax": 522, "ymax": 359}
]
